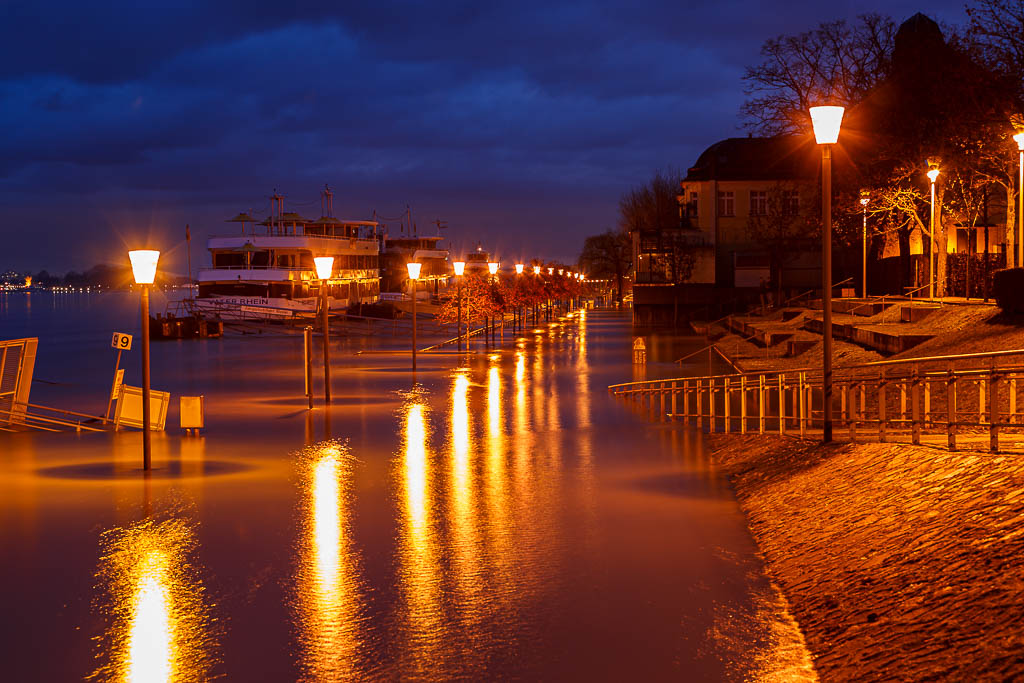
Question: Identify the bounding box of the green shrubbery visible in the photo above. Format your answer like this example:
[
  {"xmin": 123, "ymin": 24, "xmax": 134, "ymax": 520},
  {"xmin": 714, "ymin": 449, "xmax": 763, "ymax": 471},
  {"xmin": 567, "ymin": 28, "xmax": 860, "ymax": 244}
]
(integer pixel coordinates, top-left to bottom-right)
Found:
[{"xmin": 992, "ymin": 268, "xmax": 1024, "ymax": 313}]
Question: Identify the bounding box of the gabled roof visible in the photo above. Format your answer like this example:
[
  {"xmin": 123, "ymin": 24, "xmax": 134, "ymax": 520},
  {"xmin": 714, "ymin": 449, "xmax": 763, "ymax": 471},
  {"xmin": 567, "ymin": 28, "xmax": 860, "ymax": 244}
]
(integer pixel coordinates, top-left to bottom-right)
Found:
[{"xmin": 684, "ymin": 136, "xmax": 817, "ymax": 182}]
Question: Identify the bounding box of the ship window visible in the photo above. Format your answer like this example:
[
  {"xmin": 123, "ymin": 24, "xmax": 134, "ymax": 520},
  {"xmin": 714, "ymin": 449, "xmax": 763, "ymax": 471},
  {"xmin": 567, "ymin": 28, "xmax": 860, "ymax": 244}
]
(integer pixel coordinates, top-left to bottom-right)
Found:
[
  {"xmin": 214, "ymin": 252, "xmax": 245, "ymax": 268},
  {"xmin": 299, "ymin": 253, "xmax": 313, "ymax": 268}
]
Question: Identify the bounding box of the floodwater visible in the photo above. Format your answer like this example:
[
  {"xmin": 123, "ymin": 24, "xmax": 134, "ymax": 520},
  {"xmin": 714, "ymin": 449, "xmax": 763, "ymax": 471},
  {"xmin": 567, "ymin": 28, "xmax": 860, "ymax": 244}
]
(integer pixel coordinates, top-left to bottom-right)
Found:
[{"xmin": 0, "ymin": 291, "xmax": 815, "ymax": 681}]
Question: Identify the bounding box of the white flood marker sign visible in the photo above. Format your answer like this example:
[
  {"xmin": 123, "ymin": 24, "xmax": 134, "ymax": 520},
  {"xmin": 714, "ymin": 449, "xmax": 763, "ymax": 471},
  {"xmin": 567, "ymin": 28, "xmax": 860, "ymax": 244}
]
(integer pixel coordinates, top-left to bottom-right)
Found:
[
  {"xmin": 111, "ymin": 332, "xmax": 133, "ymax": 350},
  {"xmin": 114, "ymin": 384, "xmax": 170, "ymax": 431}
]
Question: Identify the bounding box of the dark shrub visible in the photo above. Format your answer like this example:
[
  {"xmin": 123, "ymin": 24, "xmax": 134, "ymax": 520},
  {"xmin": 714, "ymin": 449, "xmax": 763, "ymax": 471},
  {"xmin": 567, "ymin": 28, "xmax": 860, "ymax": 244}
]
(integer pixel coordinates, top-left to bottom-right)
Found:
[{"xmin": 992, "ymin": 268, "xmax": 1024, "ymax": 313}]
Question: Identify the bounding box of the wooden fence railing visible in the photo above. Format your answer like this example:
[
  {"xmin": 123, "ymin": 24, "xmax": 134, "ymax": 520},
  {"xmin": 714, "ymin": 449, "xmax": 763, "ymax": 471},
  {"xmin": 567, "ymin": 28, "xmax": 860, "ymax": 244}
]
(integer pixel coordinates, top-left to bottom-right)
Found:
[{"xmin": 608, "ymin": 348, "xmax": 1024, "ymax": 453}]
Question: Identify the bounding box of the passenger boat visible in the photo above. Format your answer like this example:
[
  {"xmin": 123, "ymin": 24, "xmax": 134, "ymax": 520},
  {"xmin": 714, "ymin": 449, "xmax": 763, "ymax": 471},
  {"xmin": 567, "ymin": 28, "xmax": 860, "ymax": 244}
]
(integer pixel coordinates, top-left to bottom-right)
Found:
[{"xmin": 194, "ymin": 187, "xmax": 381, "ymax": 320}]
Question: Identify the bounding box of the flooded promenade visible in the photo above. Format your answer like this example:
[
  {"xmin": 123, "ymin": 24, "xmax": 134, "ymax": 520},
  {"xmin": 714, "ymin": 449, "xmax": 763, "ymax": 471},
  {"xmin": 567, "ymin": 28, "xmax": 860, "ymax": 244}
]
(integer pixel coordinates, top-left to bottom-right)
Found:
[{"xmin": 1, "ymin": 292, "xmax": 813, "ymax": 680}]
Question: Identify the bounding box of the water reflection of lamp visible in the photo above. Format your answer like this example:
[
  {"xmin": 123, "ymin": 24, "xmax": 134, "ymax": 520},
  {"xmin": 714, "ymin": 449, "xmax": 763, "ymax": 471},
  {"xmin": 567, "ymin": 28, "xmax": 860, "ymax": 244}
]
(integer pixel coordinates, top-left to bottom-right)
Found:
[
  {"xmin": 314, "ymin": 256, "xmax": 334, "ymax": 403},
  {"xmin": 407, "ymin": 262, "xmax": 422, "ymax": 370},
  {"xmin": 128, "ymin": 249, "xmax": 160, "ymax": 471},
  {"xmin": 299, "ymin": 444, "xmax": 359, "ymax": 679},
  {"xmin": 401, "ymin": 402, "xmax": 441, "ymax": 652}
]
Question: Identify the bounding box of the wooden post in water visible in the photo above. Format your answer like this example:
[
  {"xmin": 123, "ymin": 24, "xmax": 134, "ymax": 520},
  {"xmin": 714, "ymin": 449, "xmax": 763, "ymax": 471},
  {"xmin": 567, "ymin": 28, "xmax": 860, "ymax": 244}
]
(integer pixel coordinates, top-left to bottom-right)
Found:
[{"xmin": 304, "ymin": 326, "xmax": 313, "ymax": 410}]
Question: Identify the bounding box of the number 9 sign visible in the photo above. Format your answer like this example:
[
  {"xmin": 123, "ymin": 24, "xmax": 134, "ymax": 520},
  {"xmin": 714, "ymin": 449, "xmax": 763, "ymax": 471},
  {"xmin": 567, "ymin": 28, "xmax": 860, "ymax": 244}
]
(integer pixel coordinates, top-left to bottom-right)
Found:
[{"xmin": 111, "ymin": 332, "xmax": 133, "ymax": 351}]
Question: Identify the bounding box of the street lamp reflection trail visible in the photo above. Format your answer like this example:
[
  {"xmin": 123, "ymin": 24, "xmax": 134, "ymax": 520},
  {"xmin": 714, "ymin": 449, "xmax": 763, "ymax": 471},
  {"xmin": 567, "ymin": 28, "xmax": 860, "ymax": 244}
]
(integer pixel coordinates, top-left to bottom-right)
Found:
[
  {"xmin": 449, "ymin": 372, "xmax": 484, "ymax": 632},
  {"xmin": 126, "ymin": 550, "xmax": 173, "ymax": 683},
  {"xmin": 485, "ymin": 362, "xmax": 511, "ymax": 583},
  {"xmin": 90, "ymin": 518, "xmax": 216, "ymax": 683},
  {"xmin": 399, "ymin": 401, "xmax": 442, "ymax": 660},
  {"xmin": 296, "ymin": 443, "xmax": 361, "ymax": 680}
]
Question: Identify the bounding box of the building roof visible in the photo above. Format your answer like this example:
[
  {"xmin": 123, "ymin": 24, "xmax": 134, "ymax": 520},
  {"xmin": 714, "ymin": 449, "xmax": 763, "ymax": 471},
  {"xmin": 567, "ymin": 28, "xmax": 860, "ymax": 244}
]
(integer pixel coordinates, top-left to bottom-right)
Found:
[{"xmin": 684, "ymin": 136, "xmax": 817, "ymax": 182}]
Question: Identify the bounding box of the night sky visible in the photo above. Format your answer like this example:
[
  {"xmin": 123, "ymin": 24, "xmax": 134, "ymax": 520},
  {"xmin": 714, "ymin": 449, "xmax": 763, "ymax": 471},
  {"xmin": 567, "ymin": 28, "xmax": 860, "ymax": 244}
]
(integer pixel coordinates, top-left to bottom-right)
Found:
[{"xmin": 1, "ymin": 1, "xmax": 966, "ymax": 275}]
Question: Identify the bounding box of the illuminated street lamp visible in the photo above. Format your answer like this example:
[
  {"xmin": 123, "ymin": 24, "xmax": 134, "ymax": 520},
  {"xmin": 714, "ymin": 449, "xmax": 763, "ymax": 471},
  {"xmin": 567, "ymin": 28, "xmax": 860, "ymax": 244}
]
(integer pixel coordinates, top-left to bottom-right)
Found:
[
  {"xmin": 533, "ymin": 265, "xmax": 541, "ymax": 275},
  {"xmin": 515, "ymin": 263, "xmax": 524, "ymax": 275},
  {"xmin": 407, "ymin": 262, "xmax": 422, "ymax": 369},
  {"xmin": 860, "ymin": 190, "xmax": 870, "ymax": 298},
  {"xmin": 453, "ymin": 260, "xmax": 466, "ymax": 352},
  {"xmin": 810, "ymin": 104, "xmax": 844, "ymax": 444},
  {"xmin": 486, "ymin": 262, "xmax": 499, "ymax": 344},
  {"xmin": 1015, "ymin": 131, "xmax": 1024, "ymax": 267},
  {"xmin": 927, "ymin": 163, "xmax": 940, "ymax": 299},
  {"xmin": 128, "ymin": 249, "xmax": 160, "ymax": 471},
  {"xmin": 314, "ymin": 256, "xmax": 334, "ymax": 404},
  {"xmin": 547, "ymin": 267, "xmax": 553, "ymax": 275}
]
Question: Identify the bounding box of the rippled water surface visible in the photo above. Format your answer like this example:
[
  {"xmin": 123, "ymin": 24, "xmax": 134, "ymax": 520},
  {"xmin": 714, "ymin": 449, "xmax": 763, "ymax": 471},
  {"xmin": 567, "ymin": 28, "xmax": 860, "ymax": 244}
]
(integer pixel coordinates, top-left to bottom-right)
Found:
[{"xmin": 1, "ymin": 292, "xmax": 814, "ymax": 681}]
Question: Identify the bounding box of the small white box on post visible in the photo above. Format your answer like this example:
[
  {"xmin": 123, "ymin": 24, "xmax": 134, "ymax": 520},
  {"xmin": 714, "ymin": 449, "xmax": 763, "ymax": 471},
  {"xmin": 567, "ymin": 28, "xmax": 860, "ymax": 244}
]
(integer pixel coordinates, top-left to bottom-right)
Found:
[{"xmin": 180, "ymin": 395, "xmax": 205, "ymax": 435}]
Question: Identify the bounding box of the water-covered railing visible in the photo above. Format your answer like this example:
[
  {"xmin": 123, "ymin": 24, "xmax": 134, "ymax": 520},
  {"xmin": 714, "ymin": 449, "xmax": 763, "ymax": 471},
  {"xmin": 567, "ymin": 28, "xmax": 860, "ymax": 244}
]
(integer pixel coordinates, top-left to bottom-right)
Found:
[{"xmin": 609, "ymin": 348, "xmax": 1024, "ymax": 452}]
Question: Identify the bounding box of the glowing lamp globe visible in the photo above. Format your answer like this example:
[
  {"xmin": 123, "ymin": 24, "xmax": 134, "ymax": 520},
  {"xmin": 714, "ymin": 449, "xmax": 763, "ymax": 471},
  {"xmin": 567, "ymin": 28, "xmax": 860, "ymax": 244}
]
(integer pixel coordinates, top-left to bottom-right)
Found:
[
  {"xmin": 547, "ymin": 267, "xmax": 554, "ymax": 275},
  {"xmin": 927, "ymin": 168, "xmax": 940, "ymax": 183},
  {"xmin": 453, "ymin": 261, "xmax": 466, "ymax": 276},
  {"xmin": 533, "ymin": 265, "xmax": 541, "ymax": 275},
  {"xmin": 515, "ymin": 263, "xmax": 524, "ymax": 275},
  {"xmin": 488, "ymin": 262, "xmax": 499, "ymax": 275},
  {"xmin": 1015, "ymin": 132, "xmax": 1024, "ymax": 151},
  {"xmin": 314, "ymin": 256, "xmax": 334, "ymax": 280},
  {"xmin": 558, "ymin": 269, "xmax": 564, "ymax": 275},
  {"xmin": 128, "ymin": 250, "xmax": 160, "ymax": 285},
  {"xmin": 809, "ymin": 106, "xmax": 845, "ymax": 145},
  {"xmin": 407, "ymin": 262, "xmax": 422, "ymax": 280}
]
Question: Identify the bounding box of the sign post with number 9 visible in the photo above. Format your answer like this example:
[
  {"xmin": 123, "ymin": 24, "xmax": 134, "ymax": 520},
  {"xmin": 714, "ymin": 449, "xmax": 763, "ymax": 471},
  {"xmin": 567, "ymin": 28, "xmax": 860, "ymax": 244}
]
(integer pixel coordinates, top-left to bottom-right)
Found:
[{"xmin": 106, "ymin": 332, "xmax": 133, "ymax": 421}]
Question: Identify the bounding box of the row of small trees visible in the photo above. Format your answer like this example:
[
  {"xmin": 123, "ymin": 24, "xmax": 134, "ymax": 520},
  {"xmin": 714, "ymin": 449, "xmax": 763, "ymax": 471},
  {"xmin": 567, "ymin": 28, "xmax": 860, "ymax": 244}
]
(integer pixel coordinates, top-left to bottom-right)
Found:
[{"xmin": 434, "ymin": 266, "xmax": 587, "ymax": 327}]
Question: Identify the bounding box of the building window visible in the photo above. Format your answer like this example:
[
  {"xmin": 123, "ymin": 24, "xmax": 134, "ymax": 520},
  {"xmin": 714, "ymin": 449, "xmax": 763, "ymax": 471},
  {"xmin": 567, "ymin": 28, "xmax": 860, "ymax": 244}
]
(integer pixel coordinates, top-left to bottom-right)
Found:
[
  {"xmin": 689, "ymin": 192, "xmax": 699, "ymax": 218},
  {"xmin": 750, "ymin": 190, "xmax": 767, "ymax": 216},
  {"xmin": 718, "ymin": 191, "xmax": 735, "ymax": 217},
  {"xmin": 783, "ymin": 190, "xmax": 800, "ymax": 215}
]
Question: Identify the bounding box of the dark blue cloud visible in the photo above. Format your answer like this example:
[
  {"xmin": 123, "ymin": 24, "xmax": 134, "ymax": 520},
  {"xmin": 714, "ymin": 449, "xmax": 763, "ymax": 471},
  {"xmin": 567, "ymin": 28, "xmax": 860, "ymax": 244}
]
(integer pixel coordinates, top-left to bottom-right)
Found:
[{"xmin": 0, "ymin": 0, "xmax": 967, "ymax": 272}]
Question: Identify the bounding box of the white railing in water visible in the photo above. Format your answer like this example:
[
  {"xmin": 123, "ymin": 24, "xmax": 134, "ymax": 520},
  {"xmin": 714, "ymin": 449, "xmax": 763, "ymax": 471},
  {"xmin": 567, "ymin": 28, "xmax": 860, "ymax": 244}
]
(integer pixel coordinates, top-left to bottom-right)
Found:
[{"xmin": 609, "ymin": 348, "xmax": 1024, "ymax": 453}]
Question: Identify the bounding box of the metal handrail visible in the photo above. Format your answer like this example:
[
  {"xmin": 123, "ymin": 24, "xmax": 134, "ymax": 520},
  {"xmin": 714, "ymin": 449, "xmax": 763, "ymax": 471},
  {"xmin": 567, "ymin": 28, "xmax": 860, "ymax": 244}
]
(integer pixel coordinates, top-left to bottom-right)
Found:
[
  {"xmin": 609, "ymin": 346, "xmax": 1024, "ymax": 390},
  {"xmin": 780, "ymin": 277, "xmax": 855, "ymax": 309}
]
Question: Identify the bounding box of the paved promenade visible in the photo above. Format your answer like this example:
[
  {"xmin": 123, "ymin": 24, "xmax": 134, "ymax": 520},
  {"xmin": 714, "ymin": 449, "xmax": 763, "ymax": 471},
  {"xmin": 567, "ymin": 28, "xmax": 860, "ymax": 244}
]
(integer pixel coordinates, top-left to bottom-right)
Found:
[{"xmin": 709, "ymin": 433, "xmax": 1024, "ymax": 681}]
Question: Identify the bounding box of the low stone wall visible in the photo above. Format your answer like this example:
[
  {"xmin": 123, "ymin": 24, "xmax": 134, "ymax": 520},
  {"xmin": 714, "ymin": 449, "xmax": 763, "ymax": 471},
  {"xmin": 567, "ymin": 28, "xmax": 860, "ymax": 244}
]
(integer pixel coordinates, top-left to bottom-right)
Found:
[{"xmin": 708, "ymin": 433, "xmax": 1024, "ymax": 681}]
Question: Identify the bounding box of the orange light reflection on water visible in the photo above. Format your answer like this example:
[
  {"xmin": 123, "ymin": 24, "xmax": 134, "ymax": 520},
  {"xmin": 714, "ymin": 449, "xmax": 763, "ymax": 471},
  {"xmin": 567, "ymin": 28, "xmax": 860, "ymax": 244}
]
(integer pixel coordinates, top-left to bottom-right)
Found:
[
  {"xmin": 90, "ymin": 518, "xmax": 216, "ymax": 683},
  {"xmin": 295, "ymin": 442, "xmax": 361, "ymax": 680},
  {"xmin": 399, "ymin": 400, "xmax": 443, "ymax": 665}
]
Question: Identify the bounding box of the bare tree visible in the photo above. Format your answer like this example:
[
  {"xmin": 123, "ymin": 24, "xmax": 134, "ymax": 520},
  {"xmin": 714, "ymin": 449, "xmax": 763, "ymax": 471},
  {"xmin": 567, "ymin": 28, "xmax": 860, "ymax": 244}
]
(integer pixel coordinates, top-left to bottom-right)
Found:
[
  {"xmin": 741, "ymin": 14, "xmax": 895, "ymax": 135},
  {"xmin": 579, "ymin": 229, "xmax": 631, "ymax": 303}
]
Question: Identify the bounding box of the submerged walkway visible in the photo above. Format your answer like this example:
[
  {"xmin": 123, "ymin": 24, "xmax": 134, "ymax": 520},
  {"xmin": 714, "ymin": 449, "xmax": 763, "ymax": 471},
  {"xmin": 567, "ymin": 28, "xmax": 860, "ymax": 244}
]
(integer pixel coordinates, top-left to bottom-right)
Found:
[{"xmin": 1, "ymin": 303, "xmax": 814, "ymax": 680}]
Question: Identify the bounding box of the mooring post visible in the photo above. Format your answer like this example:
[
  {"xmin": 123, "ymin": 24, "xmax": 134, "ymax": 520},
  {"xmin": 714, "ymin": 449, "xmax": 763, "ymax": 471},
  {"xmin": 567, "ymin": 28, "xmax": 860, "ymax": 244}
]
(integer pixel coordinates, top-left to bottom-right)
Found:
[{"xmin": 304, "ymin": 325, "xmax": 314, "ymax": 410}]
